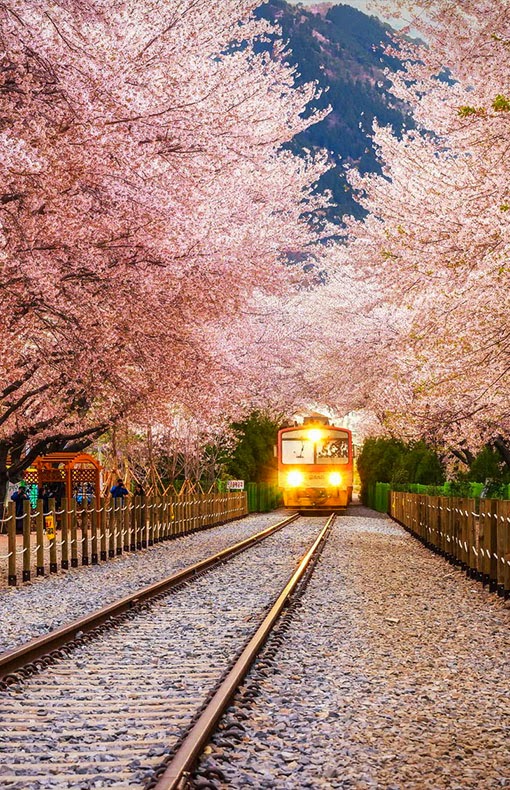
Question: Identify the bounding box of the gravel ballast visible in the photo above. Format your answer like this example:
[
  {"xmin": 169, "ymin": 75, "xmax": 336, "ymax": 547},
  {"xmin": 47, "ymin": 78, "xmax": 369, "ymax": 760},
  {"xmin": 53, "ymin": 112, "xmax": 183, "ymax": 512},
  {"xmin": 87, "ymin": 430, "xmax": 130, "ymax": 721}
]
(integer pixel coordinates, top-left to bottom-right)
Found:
[
  {"xmin": 0, "ymin": 512, "xmax": 289, "ymax": 653},
  {"xmin": 0, "ymin": 516, "xmax": 323, "ymax": 789},
  {"xmin": 194, "ymin": 510, "xmax": 510, "ymax": 789}
]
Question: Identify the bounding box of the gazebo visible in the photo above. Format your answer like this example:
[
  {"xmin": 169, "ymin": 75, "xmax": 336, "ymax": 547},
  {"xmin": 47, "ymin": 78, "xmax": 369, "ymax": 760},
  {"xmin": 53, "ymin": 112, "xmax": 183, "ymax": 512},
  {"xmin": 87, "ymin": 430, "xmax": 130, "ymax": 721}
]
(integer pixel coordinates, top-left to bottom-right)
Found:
[{"xmin": 23, "ymin": 452, "xmax": 101, "ymax": 501}]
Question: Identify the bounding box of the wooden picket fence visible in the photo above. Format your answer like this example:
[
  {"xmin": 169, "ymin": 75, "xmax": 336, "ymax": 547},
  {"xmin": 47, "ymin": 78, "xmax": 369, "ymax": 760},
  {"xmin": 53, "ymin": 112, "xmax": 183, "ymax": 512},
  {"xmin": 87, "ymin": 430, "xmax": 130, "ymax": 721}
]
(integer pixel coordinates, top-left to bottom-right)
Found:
[
  {"xmin": 391, "ymin": 492, "xmax": 510, "ymax": 597},
  {"xmin": 0, "ymin": 492, "xmax": 247, "ymax": 587}
]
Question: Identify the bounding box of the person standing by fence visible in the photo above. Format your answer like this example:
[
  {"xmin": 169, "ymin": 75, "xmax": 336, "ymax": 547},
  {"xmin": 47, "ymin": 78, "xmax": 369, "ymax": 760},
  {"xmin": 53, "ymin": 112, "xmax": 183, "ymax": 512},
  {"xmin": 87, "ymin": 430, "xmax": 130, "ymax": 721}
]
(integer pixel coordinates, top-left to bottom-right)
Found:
[
  {"xmin": 110, "ymin": 479, "xmax": 129, "ymax": 500},
  {"xmin": 38, "ymin": 484, "xmax": 52, "ymax": 515},
  {"xmin": 11, "ymin": 481, "xmax": 30, "ymax": 533}
]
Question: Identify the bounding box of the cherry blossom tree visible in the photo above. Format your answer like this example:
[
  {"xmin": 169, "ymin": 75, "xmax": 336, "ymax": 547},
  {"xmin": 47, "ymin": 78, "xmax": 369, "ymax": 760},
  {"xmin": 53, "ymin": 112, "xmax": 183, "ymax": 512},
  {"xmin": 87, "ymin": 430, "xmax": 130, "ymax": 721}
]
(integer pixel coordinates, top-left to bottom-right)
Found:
[
  {"xmin": 329, "ymin": 0, "xmax": 510, "ymax": 466},
  {"xmin": 0, "ymin": 0, "xmax": 333, "ymax": 502}
]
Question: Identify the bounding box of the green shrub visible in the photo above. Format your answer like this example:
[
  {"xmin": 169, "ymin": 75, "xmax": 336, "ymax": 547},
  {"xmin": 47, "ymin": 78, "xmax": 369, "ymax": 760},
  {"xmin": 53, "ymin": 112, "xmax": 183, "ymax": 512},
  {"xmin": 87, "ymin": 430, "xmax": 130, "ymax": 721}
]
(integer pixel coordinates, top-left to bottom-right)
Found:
[{"xmin": 357, "ymin": 437, "xmax": 445, "ymax": 505}]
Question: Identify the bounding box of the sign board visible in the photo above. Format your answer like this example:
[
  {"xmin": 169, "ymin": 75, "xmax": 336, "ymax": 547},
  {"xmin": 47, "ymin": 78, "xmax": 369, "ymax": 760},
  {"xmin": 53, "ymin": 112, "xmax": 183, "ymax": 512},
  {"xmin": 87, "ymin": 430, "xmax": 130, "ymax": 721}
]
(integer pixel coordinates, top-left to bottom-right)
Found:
[
  {"xmin": 44, "ymin": 515, "xmax": 56, "ymax": 540},
  {"xmin": 227, "ymin": 480, "xmax": 245, "ymax": 491}
]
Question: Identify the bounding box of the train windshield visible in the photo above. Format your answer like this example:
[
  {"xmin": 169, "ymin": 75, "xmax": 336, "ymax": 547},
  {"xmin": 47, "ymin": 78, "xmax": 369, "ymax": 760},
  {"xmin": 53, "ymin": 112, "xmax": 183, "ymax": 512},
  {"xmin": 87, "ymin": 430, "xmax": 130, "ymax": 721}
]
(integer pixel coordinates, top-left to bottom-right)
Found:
[
  {"xmin": 316, "ymin": 434, "xmax": 349, "ymax": 465},
  {"xmin": 281, "ymin": 430, "xmax": 350, "ymax": 465},
  {"xmin": 281, "ymin": 437, "xmax": 315, "ymax": 464}
]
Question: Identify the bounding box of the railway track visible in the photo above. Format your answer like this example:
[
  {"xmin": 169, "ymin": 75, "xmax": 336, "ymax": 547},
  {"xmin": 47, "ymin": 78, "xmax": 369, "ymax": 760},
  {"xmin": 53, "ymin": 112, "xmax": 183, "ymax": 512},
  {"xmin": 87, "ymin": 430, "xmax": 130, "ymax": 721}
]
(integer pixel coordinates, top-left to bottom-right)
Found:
[{"xmin": 0, "ymin": 513, "xmax": 334, "ymax": 789}]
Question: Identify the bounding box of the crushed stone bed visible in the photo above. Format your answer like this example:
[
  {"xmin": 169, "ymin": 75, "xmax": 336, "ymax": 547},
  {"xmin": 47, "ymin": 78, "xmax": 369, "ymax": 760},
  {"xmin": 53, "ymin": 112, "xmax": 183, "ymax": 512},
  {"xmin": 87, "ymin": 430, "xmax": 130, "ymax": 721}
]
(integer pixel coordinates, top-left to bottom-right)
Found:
[
  {"xmin": 0, "ymin": 512, "xmax": 289, "ymax": 653},
  {"xmin": 0, "ymin": 517, "xmax": 323, "ymax": 790},
  {"xmin": 194, "ymin": 512, "xmax": 510, "ymax": 790}
]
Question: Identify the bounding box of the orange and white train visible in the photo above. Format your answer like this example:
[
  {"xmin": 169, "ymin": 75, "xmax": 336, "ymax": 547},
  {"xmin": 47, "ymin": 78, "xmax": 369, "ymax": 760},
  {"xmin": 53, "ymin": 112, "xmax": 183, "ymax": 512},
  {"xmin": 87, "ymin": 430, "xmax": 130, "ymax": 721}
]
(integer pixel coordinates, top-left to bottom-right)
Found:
[{"xmin": 277, "ymin": 420, "xmax": 353, "ymax": 511}]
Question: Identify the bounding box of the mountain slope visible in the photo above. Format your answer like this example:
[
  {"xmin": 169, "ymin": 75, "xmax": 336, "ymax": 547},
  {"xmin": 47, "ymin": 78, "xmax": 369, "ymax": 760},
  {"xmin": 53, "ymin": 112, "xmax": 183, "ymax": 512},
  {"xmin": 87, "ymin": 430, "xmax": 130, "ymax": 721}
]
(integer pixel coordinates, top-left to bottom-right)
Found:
[{"xmin": 256, "ymin": 1, "xmax": 410, "ymax": 220}]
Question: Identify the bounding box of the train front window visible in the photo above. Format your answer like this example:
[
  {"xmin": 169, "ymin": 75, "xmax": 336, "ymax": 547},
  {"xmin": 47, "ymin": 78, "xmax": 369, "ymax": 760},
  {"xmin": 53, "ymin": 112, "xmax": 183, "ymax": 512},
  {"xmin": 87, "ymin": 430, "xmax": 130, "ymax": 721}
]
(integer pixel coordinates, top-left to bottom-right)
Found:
[
  {"xmin": 281, "ymin": 438, "xmax": 315, "ymax": 464},
  {"xmin": 316, "ymin": 435, "xmax": 349, "ymax": 465}
]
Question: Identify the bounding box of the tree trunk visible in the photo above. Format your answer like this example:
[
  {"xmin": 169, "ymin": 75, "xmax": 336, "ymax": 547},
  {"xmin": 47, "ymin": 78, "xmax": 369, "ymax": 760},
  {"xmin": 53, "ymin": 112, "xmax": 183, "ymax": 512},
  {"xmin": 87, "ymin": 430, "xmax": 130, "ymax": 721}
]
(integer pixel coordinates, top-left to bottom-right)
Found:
[
  {"xmin": 449, "ymin": 446, "xmax": 474, "ymax": 467},
  {"xmin": 0, "ymin": 444, "xmax": 10, "ymax": 523},
  {"xmin": 493, "ymin": 435, "xmax": 510, "ymax": 472}
]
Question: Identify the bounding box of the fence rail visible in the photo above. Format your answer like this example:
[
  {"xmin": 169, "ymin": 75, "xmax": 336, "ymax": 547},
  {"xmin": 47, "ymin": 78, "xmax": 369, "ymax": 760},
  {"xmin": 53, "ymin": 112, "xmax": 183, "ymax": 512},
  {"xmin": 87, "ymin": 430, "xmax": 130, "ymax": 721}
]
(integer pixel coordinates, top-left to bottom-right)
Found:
[
  {"xmin": 0, "ymin": 492, "xmax": 247, "ymax": 587},
  {"xmin": 390, "ymin": 492, "xmax": 510, "ymax": 597}
]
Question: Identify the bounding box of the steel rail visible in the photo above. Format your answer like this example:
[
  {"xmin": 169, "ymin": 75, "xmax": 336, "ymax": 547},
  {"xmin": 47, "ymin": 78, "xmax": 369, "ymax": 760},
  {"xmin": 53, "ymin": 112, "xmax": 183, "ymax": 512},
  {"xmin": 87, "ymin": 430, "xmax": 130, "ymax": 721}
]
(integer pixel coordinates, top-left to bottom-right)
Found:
[
  {"xmin": 153, "ymin": 512, "xmax": 335, "ymax": 790},
  {"xmin": 0, "ymin": 513, "xmax": 299, "ymax": 681}
]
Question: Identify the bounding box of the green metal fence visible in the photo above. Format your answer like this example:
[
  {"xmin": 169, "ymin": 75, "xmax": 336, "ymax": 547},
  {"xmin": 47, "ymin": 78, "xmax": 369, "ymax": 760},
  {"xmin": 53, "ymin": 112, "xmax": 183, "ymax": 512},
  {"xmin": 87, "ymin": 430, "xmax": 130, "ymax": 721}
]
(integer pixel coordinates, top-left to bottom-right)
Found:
[
  {"xmin": 246, "ymin": 482, "xmax": 283, "ymax": 513},
  {"xmin": 366, "ymin": 482, "xmax": 391, "ymax": 513}
]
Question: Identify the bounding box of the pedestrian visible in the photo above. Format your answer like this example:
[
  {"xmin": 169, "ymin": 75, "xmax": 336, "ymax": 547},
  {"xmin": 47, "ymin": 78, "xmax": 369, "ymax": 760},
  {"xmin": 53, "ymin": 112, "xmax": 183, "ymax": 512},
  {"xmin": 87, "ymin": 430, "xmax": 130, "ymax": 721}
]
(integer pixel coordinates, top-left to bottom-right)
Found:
[
  {"xmin": 38, "ymin": 484, "xmax": 51, "ymax": 515},
  {"xmin": 74, "ymin": 484, "xmax": 83, "ymax": 504},
  {"xmin": 481, "ymin": 478, "xmax": 492, "ymax": 499},
  {"xmin": 11, "ymin": 481, "xmax": 30, "ymax": 534},
  {"xmin": 51, "ymin": 483, "xmax": 63, "ymax": 513},
  {"xmin": 133, "ymin": 483, "xmax": 145, "ymax": 498},
  {"xmin": 110, "ymin": 479, "xmax": 129, "ymax": 500},
  {"xmin": 85, "ymin": 483, "xmax": 94, "ymax": 504}
]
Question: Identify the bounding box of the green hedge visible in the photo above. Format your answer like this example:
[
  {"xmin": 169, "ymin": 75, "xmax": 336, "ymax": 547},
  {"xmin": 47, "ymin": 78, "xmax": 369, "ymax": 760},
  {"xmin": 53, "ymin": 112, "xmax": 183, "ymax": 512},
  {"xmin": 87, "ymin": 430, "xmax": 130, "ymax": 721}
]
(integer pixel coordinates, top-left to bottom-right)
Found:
[
  {"xmin": 392, "ymin": 481, "xmax": 510, "ymax": 498},
  {"xmin": 367, "ymin": 481, "xmax": 510, "ymax": 513}
]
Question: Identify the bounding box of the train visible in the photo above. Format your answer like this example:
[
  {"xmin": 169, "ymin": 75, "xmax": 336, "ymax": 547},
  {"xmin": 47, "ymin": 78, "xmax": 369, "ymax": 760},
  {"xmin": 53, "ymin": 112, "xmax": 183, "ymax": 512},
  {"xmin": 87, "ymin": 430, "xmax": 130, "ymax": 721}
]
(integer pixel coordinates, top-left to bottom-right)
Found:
[{"xmin": 277, "ymin": 418, "xmax": 353, "ymax": 511}]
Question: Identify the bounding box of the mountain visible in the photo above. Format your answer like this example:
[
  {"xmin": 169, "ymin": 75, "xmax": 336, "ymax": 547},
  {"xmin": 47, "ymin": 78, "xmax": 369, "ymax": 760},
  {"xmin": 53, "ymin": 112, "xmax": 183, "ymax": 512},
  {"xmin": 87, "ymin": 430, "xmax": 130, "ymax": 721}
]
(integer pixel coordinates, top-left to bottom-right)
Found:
[{"xmin": 255, "ymin": 1, "xmax": 411, "ymax": 221}]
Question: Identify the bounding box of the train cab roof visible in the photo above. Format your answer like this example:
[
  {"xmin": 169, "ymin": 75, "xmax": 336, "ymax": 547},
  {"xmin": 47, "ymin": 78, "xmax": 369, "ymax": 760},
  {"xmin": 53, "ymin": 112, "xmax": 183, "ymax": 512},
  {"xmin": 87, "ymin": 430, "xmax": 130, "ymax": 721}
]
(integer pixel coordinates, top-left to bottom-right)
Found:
[{"xmin": 302, "ymin": 415, "xmax": 330, "ymax": 426}]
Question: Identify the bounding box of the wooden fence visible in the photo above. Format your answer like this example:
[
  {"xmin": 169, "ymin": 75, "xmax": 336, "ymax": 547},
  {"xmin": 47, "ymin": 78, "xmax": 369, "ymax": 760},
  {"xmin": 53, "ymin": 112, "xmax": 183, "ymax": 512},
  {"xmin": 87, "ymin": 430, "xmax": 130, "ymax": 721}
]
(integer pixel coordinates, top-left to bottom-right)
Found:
[
  {"xmin": 391, "ymin": 492, "xmax": 510, "ymax": 597},
  {"xmin": 0, "ymin": 492, "xmax": 247, "ymax": 587}
]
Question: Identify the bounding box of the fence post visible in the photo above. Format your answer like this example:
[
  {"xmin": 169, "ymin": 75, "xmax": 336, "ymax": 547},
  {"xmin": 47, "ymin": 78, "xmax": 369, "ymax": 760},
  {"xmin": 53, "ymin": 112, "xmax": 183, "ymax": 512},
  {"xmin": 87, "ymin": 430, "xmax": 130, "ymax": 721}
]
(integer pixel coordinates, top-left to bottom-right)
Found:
[
  {"xmin": 81, "ymin": 500, "xmax": 89, "ymax": 566},
  {"xmin": 186, "ymin": 496, "xmax": 191, "ymax": 533},
  {"xmin": 115, "ymin": 500, "xmax": 123, "ymax": 556},
  {"xmin": 107, "ymin": 502, "xmax": 114, "ymax": 558},
  {"xmin": 425, "ymin": 496, "xmax": 432, "ymax": 546},
  {"xmin": 479, "ymin": 498, "xmax": 490, "ymax": 584},
  {"xmin": 496, "ymin": 500, "xmax": 507, "ymax": 597},
  {"xmin": 70, "ymin": 499, "xmax": 78, "ymax": 568},
  {"xmin": 129, "ymin": 499, "xmax": 136, "ymax": 551},
  {"xmin": 183, "ymin": 494, "xmax": 188, "ymax": 532},
  {"xmin": 466, "ymin": 498, "xmax": 477, "ymax": 576},
  {"xmin": 194, "ymin": 495, "xmax": 199, "ymax": 532},
  {"xmin": 159, "ymin": 495, "xmax": 165, "ymax": 541},
  {"xmin": 157, "ymin": 495, "xmax": 164, "ymax": 541},
  {"xmin": 99, "ymin": 497, "xmax": 107, "ymax": 561},
  {"xmin": 147, "ymin": 495, "xmax": 154, "ymax": 546},
  {"xmin": 141, "ymin": 498, "xmax": 147, "ymax": 548},
  {"xmin": 152, "ymin": 496, "xmax": 159, "ymax": 543},
  {"xmin": 48, "ymin": 498, "xmax": 58, "ymax": 573},
  {"xmin": 62, "ymin": 497, "xmax": 70, "ymax": 570},
  {"xmin": 161, "ymin": 497, "xmax": 168, "ymax": 541},
  {"xmin": 7, "ymin": 501, "xmax": 16, "ymax": 586},
  {"xmin": 489, "ymin": 498, "xmax": 498, "ymax": 592},
  {"xmin": 431, "ymin": 496, "xmax": 439, "ymax": 551},
  {"xmin": 21, "ymin": 500, "xmax": 31, "ymax": 583},
  {"xmin": 91, "ymin": 497, "xmax": 98, "ymax": 565},
  {"xmin": 123, "ymin": 500, "xmax": 130, "ymax": 552},
  {"xmin": 171, "ymin": 496, "xmax": 177, "ymax": 536},
  {"xmin": 452, "ymin": 498, "xmax": 460, "ymax": 565},
  {"xmin": 501, "ymin": 500, "xmax": 510, "ymax": 598},
  {"xmin": 36, "ymin": 500, "xmax": 45, "ymax": 577},
  {"xmin": 458, "ymin": 498, "xmax": 466, "ymax": 567}
]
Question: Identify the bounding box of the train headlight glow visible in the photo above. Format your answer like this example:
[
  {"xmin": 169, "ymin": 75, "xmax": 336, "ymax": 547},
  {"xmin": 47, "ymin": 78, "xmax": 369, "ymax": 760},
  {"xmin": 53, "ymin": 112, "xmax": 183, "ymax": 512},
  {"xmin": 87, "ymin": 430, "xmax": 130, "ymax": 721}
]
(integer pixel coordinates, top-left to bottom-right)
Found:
[
  {"xmin": 308, "ymin": 429, "xmax": 322, "ymax": 443},
  {"xmin": 287, "ymin": 470, "xmax": 304, "ymax": 487},
  {"xmin": 329, "ymin": 472, "xmax": 342, "ymax": 486}
]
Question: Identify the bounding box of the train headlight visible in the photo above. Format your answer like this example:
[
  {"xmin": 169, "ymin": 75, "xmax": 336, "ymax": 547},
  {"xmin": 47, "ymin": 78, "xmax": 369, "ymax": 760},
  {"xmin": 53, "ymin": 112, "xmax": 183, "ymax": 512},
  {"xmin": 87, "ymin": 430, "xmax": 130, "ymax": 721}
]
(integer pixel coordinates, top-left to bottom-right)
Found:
[
  {"xmin": 329, "ymin": 472, "xmax": 342, "ymax": 486},
  {"xmin": 287, "ymin": 470, "xmax": 304, "ymax": 487},
  {"xmin": 308, "ymin": 429, "xmax": 322, "ymax": 443}
]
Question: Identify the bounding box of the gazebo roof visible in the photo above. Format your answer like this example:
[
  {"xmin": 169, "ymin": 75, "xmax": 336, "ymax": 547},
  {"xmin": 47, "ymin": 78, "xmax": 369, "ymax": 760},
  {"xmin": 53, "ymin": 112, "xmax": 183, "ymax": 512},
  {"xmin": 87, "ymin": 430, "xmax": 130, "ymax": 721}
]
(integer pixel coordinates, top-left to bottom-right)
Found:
[{"xmin": 35, "ymin": 452, "xmax": 100, "ymax": 468}]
